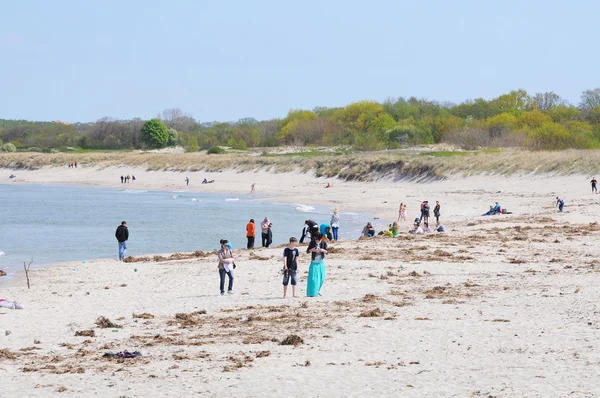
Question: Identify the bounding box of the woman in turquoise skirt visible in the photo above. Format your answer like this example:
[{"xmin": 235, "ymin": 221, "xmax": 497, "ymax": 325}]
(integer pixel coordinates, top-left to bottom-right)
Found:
[{"xmin": 306, "ymin": 232, "xmax": 328, "ymax": 297}]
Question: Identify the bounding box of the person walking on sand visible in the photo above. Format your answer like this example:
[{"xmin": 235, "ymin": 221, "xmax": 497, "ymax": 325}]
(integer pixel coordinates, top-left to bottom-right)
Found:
[
  {"xmin": 185, "ymin": 177, "xmax": 190, "ymax": 186},
  {"xmin": 282, "ymin": 237, "xmax": 300, "ymax": 298},
  {"xmin": 261, "ymin": 217, "xmax": 272, "ymax": 248},
  {"xmin": 434, "ymin": 201, "xmax": 441, "ymax": 224},
  {"xmin": 120, "ymin": 175, "xmax": 124, "ymax": 184},
  {"xmin": 217, "ymin": 239, "xmax": 235, "ymax": 295},
  {"xmin": 556, "ymin": 196, "xmax": 565, "ymax": 212},
  {"xmin": 250, "ymin": 183, "xmax": 256, "ymax": 194},
  {"xmin": 591, "ymin": 177, "xmax": 597, "ymax": 194},
  {"xmin": 330, "ymin": 209, "xmax": 340, "ymax": 241},
  {"xmin": 115, "ymin": 221, "xmax": 129, "ymax": 261},
  {"xmin": 246, "ymin": 219, "xmax": 256, "ymax": 249},
  {"xmin": 306, "ymin": 232, "xmax": 328, "ymax": 297}
]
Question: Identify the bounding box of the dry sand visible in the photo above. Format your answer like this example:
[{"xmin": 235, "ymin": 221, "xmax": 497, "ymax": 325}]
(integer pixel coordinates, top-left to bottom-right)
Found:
[{"xmin": 2, "ymin": 166, "xmax": 600, "ymax": 397}]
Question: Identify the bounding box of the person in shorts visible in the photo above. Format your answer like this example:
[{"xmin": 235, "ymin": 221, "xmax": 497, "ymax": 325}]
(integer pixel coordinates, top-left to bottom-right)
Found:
[{"xmin": 282, "ymin": 237, "xmax": 299, "ymax": 298}]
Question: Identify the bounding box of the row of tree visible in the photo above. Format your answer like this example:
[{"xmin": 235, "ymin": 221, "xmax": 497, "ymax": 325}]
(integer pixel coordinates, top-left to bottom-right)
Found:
[{"xmin": 2, "ymin": 89, "xmax": 600, "ymax": 152}]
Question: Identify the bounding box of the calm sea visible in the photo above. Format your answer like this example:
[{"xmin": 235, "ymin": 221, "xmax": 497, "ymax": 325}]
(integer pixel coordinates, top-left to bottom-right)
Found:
[{"xmin": 0, "ymin": 184, "xmax": 368, "ymax": 276}]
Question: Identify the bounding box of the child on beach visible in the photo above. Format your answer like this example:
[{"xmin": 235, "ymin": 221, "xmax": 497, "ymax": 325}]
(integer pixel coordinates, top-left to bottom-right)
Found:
[
  {"xmin": 217, "ymin": 239, "xmax": 235, "ymax": 295},
  {"xmin": 282, "ymin": 237, "xmax": 299, "ymax": 298}
]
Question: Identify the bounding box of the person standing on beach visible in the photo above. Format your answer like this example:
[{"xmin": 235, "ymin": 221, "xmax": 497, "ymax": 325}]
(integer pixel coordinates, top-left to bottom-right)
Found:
[
  {"xmin": 282, "ymin": 237, "xmax": 300, "ymax": 298},
  {"xmin": 250, "ymin": 183, "xmax": 256, "ymax": 194},
  {"xmin": 434, "ymin": 201, "xmax": 441, "ymax": 224},
  {"xmin": 306, "ymin": 232, "xmax": 328, "ymax": 297},
  {"xmin": 591, "ymin": 177, "xmax": 597, "ymax": 194},
  {"xmin": 217, "ymin": 239, "xmax": 235, "ymax": 295},
  {"xmin": 397, "ymin": 203, "xmax": 404, "ymax": 223},
  {"xmin": 261, "ymin": 217, "xmax": 272, "ymax": 247},
  {"xmin": 556, "ymin": 196, "xmax": 565, "ymax": 212},
  {"xmin": 246, "ymin": 219, "xmax": 256, "ymax": 249},
  {"xmin": 185, "ymin": 177, "xmax": 190, "ymax": 186},
  {"xmin": 330, "ymin": 209, "xmax": 340, "ymax": 241},
  {"xmin": 422, "ymin": 201, "xmax": 430, "ymax": 224},
  {"xmin": 115, "ymin": 221, "xmax": 129, "ymax": 261},
  {"xmin": 120, "ymin": 175, "xmax": 124, "ymax": 184}
]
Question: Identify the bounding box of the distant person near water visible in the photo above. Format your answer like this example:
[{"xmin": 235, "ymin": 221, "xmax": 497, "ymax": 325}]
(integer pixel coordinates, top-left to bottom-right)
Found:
[
  {"xmin": 306, "ymin": 232, "xmax": 328, "ymax": 297},
  {"xmin": 591, "ymin": 177, "xmax": 597, "ymax": 193},
  {"xmin": 330, "ymin": 208, "xmax": 340, "ymax": 241},
  {"xmin": 115, "ymin": 221, "xmax": 129, "ymax": 261},
  {"xmin": 120, "ymin": 175, "xmax": 124, "ymax": 184},
  {"xmin": 250, "ymin": 183, "xmax": 256, "ymax": 194},
  {"xmin": 261, "ymin": 217, "xmax": 272, "ymax": 247},
  {"xmin": 217, "ymin": 239, "xmax": 235, "ymax": 295},
  {"xmin": 185, "ymin": 177, "xmax": 190, "ymax": 186},
  {"xmin": 556, "ymin": 196, "xmax": 565, "ymax": 212},
  {"xmin": 282, "ymin": 237, "xmax": 300, "ymax": 298},
  {"xmin": 246, "ymin": 219, "xmax": 256, "ymax": 249}
]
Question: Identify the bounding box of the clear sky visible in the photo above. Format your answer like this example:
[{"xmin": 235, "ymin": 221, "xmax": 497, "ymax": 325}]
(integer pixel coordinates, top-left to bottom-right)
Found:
[{"xmin": 1, "ymin": 0, "xmax": 598, "ymax": 123}]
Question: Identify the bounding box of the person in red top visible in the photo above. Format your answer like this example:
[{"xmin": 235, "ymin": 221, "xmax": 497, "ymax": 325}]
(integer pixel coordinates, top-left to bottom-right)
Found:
[{"xmin": 246, "ymin": 219, "xmax": 256, "ymax": 249}]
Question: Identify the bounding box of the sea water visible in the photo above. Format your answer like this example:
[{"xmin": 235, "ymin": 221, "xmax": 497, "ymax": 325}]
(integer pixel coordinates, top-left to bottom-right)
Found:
[{"xmin": 0, "ymin": 184, "xmax": 368, "ymax": 271}]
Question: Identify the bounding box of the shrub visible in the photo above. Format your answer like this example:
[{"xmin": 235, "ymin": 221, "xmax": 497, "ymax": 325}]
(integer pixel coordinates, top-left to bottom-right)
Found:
[
  {"xmin": 141, "ymin": 118, "xmax": 169, "ymax": 148},
  {"xmin": 0, "ymin": 143, "xmax": 17, "ymax": 152},
  {"xmin": 207, "ymin": 146, "xmax": 226, "ymax": 154}
]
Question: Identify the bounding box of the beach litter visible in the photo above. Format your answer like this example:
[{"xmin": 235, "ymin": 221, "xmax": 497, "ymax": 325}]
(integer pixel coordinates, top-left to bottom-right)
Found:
[{"xmin": 102, "ymin": 350, "xmax": 142, "ymax": 359}]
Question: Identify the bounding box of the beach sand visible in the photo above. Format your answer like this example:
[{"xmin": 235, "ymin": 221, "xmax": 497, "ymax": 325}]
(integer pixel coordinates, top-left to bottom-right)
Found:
[{"xmin": 2, "ymin": 166, "xmax": 600, "ymax": 397}]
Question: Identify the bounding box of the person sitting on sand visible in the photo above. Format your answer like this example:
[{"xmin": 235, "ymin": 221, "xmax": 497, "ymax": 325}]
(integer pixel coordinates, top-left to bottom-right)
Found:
[
  {"xmin": 436, "ymin": 222, "xmax": 446, "ymax": 233},
  {"xmin": 482, "ymin": 202, "xmax": 501, "ymax": 216},
  {"xmin": 409, "ymin": 218, "xmax": 422, "ymax": 234},
  {"xmin": 361, "ymin": 222, "xmax": 375, "ymax": 238},
  {"xmin": 387, "ymin": 222, "xmax": 400, "ymax": 237},
  {"xmin": 326, "ymin": 183, "xmax": 332, "ymax": 188},
  {"xmin": 423, "ymin": 222, "xmax": 430, "ymax": 233}
]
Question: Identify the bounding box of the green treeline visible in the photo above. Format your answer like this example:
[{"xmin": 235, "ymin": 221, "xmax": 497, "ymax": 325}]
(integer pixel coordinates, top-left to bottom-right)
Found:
[{"xmin": 2, "ymin": 89, "xmax": 600, "ymax": 152}]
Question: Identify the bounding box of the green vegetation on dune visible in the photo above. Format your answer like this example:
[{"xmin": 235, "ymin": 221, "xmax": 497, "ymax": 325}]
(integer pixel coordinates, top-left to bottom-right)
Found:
[{"xmin": 2, "ymin": 89, "xmax": 600, "ymax": 153}]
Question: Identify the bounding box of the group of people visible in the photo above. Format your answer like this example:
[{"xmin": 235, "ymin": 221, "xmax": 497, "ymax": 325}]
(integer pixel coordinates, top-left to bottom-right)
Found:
[
  {"xmin": 68, "ymin": 162, "xmax": 78, "ymax": 168},
  {"xmin": 245, "ymin": 218, "xmax": 273, "ymax": 249},
  {"xmin": 300, "ymin": 210, "xmax": 340, "ymax": 244},
  {"xmin": 218, "ymin": 230, "xmax": 328, "ymax": 297},
  {"xmin": 120, "ymin": 175, "xmax": 135, "ymax": 183}
]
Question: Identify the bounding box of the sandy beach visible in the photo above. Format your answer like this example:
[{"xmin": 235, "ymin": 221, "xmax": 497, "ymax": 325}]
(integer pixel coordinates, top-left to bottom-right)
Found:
[{"xmin": 2, "ymin": 166, "xmax": 600, "ymax": 397}]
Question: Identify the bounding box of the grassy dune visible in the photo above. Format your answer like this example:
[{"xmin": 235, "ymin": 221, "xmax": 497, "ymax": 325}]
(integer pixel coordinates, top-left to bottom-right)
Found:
[{"xmin": 0, "ymin": 148, "xmax": 598, "ymax": 181}]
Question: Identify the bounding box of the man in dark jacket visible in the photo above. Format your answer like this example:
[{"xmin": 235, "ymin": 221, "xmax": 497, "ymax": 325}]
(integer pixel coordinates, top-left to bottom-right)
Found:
[{"xmin": 115, "ymin": 221, "xmax": 129, "ymax": 261}]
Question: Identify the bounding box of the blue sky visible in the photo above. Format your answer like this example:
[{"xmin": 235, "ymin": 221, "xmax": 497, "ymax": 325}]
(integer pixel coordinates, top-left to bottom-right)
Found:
[{"xmin": 1, "ymin": 0, "xmax": 598, "ymax": 123}]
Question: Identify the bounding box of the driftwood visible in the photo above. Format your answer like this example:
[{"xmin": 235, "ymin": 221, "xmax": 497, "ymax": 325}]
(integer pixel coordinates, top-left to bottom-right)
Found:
[{"xmin": 24, "ymin": 258, "xmax": 33, "ymax": 289}]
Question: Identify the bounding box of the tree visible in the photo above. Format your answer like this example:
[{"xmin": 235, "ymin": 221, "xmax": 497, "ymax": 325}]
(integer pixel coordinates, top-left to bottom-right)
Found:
[
  {"xmin": 493, "ymin": 90, "xmax": 532, "ymax": 116},
  {"xmin": 579, "ymin": 89, "xmax": 600, "ymax": 110},
  {"xmin": 532, "ymin": 92, "xmax": 568, "ymax": 111},
  {"xmin": 141, "ymin": 118, "xmax": 169, "ymax": 148},
  {"xmin": 167, "ymin": 128, "xmax": 179, "ymax": 146}
]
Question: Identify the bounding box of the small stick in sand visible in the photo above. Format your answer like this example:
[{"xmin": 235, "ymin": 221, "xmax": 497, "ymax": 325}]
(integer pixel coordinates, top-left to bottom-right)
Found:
[{"xmin": 23, "ymin": 257, "xmax": 33, "ymax": 289}]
